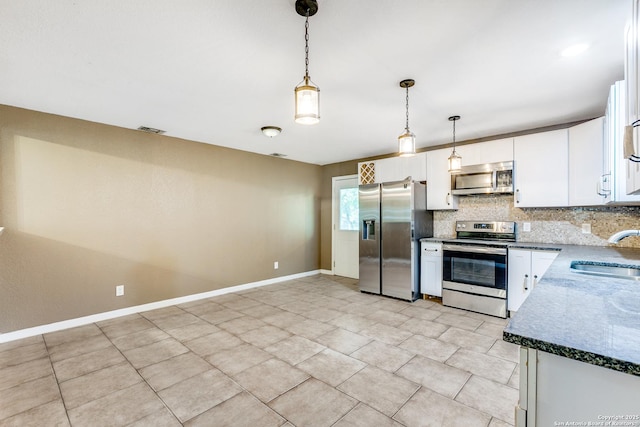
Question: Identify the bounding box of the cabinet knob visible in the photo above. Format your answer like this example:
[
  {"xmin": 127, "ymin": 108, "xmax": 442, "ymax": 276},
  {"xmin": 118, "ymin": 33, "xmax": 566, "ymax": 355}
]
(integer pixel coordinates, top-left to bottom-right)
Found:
[
  {"xmin": 524, "ymin": 274, "xmax": 529, "ymax": 291},
  {"xmin": 516, "ymin": 189, "xmax": 521, "ymax": 203}
]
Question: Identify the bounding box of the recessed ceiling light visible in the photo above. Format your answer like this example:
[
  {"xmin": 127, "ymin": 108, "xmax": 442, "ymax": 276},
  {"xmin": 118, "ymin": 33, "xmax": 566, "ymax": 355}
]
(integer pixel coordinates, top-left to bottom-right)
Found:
[
  {"xmin": 561, "ymin": 43, "xmax": 589, "ymax": 57},
  {"xmin": 261, "ymin": 126, "xmax": 282, "ymax": 137}
]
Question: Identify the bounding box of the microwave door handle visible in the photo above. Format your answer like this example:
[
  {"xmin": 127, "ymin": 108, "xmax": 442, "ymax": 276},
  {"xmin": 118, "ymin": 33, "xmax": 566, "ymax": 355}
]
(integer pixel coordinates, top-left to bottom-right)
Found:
[{"xmin": 492, "ymin": 170, "xmax": 498, "ymax": 190}]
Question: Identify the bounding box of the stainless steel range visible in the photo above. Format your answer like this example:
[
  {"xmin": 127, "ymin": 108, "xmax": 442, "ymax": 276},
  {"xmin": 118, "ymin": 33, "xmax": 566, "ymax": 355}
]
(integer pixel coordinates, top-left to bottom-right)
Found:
[{"xmin": 441, "ymin": 221, "xmax": 516, "ymax": 318}]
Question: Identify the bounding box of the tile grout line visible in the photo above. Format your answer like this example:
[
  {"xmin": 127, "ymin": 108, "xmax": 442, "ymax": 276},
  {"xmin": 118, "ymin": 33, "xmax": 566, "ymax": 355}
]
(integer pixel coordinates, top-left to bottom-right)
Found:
[
  {"xmin": 95, "ymin": 320, "xmax": 184, "ymax": 426},
  {"xmin": 41, "ymin": 333, "xmax": 74, "ymax": 427}
]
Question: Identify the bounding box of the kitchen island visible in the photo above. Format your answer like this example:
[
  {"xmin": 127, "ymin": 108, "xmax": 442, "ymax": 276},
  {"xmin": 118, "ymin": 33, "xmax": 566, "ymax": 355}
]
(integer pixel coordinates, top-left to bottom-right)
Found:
[{"xmin": 503, "ymin": 244, "xmax": 640, "ymax": 426}]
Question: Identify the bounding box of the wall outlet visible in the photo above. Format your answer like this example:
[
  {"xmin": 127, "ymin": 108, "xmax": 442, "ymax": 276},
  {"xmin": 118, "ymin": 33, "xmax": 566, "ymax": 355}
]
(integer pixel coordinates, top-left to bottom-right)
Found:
[
  {"xmin": 582, "ymin": 223, "xmax": 592, "ymax": 234},
  {"xmin": 274, "ymin": 261, "xmax": 279, "ymax": 270},
  {"xmin": 522, "ymin": 222, "xmax": 531, "ymax": 232},
  {"xmin": 115, "ymin": 285, "xmax": 125, "ymax": 297}
]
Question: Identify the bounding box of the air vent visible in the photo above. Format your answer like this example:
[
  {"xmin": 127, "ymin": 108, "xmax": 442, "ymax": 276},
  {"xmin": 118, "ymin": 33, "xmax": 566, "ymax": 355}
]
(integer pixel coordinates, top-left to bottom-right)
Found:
[
  {"xmin": 270, "ymin": 153, "xmax": 288, "ymax": 158},
  {"xmin": 137, "ymin": 126, "xmax": 166, "ymax": 134}
]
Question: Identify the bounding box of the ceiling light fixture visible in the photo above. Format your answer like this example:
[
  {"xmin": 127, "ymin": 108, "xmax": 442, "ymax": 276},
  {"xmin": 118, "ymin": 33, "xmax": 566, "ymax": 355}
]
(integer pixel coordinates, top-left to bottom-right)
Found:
[
  {"xmin": 261, "ymin": 126, "xmax": 282, "ymax": 137},
  {"xmin": 294, "ymin": 0, "xmax": 320, "ymax": 125},
  {"xmin": 398, "ymin": 79, "xmax": 416, "ymax": 157},
  {"xmin": 447, "ymin": 115, "xmax": 462, "ymax": 172}
]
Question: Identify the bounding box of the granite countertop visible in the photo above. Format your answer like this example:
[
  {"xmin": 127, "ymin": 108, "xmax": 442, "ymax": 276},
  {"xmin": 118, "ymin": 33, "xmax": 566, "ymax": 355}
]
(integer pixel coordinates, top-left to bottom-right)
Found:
[{"xmin": 503, "ymin": 244, "xmax": 640, "ymax": 376}]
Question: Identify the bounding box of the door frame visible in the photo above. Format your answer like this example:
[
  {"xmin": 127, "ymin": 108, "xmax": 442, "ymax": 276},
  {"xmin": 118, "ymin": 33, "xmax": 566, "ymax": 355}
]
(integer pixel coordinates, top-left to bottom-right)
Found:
[{"xmin": 331, "ymin": 174, "xmax": 359, "ymax": 277}]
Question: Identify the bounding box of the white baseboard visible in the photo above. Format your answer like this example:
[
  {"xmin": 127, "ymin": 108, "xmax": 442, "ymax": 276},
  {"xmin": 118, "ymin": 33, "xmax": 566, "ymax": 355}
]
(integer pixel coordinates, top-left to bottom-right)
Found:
[
  {"xmin": 320, "ymin": 269, "xmax": 333, "ymax": 275},
  {"xmin": 0, "ymin": 270, "xmax": 322, "ymax": 344}
]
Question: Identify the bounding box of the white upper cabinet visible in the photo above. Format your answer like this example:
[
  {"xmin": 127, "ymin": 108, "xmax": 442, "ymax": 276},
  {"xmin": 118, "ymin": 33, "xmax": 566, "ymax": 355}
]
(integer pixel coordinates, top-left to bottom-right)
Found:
[
  {"xmin": 624, "ymin": 1, "xmax": 640, "ymax": 196},
  {"xmin": 373, "ymin": 152, "xmax": 427, "ymax": 184},
  {"xmin": 357, "ymin": 152, "xmax": 427, "ymax": 186},
  {"xmin": 400, "ymin": 152, "xmax": 427, "ymax": 182},
  {"xmin": 514, "ymin": 129, "xmax": 569, "ymax": 207},
  {"xmin": 426, "ymin": 148, "xmax": 458, "ymax": 210},
  {"xmin": 568, "ymin": 117, "xmax": 606, "ymax": 206},
  {"xmin": 626, "ymin": 1, "xmax": 639, "ymax": 127},
  {"xmin": 373, "ymin": 157, "xmax": 397, "ymax": 183},
  {"xmin": 602, "ymin": 81, "xmax": 640, "ymax": 201},
  {"xmin": 457, "ymin": 138, "xmax": 514, "ymax": 166}
]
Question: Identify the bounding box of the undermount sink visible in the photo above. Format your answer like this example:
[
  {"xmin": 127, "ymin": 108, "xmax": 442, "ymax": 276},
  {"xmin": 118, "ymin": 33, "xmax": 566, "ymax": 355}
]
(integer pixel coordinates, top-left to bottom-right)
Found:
[{"xmin": 570, "ymin": 261, "xmax": 640, "ymax": 281}]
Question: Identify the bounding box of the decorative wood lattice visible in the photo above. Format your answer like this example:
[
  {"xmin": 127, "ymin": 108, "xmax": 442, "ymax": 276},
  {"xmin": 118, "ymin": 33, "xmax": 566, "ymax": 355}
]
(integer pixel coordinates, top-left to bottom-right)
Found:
[{"xmin": 359, "ymin": 162, "xmax": 375, "ymax": 185}]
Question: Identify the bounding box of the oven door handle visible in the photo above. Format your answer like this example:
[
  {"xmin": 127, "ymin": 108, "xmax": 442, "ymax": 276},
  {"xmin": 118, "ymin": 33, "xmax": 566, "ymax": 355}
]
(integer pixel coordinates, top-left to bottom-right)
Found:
[{"xmin": 442, "ymin": 244, "xmax": 507, "ymax": 255}]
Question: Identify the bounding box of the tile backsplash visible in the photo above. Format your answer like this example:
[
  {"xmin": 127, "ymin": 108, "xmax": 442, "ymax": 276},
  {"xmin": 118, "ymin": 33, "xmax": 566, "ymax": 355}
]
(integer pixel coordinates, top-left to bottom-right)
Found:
[{"xmin": 433, "ymin": 195, "xmax": 640, "ymax": 248}]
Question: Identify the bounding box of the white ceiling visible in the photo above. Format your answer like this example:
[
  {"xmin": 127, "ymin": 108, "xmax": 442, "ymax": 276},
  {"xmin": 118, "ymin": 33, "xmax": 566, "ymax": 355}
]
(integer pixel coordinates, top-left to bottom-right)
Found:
[{"xmin": 0, "ymin": 0, "xmax": 630, "ymax": 165}]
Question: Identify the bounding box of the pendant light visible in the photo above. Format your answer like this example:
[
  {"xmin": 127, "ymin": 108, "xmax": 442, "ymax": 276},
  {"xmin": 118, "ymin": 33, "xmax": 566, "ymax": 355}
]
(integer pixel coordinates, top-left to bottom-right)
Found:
[
  {"xmin": 294, "ymin": 0, "xmax": 320, "ymax": 125},
  {"xmin": 447, "ymin": 115, "xmax": 462, "ymax": 172},
  {"xmin": 398, "ymin": 79, "xmax": 416, "ymax": 157}
]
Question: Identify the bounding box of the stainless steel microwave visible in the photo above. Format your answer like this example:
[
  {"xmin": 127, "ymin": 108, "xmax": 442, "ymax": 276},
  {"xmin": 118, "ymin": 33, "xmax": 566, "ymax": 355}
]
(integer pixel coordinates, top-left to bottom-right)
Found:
[{"xmin": 450, "ymin": 161, "xmax": 514, "ymax": 195}]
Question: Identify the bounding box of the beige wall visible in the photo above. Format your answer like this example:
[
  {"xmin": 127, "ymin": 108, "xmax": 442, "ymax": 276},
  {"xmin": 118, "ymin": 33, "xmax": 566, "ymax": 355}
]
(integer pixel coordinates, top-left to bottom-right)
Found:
[{"xmin": 0, "ymin": 105, "xmax": 322, "ymax": 333}]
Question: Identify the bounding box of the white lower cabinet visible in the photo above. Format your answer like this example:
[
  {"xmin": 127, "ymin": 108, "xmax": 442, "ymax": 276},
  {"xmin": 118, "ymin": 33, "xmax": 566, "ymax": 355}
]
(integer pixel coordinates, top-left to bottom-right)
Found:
[
  {"xmin": 507, "ymin": 249, "xmax": 558, "ymax": 312},
  {"xmin": 517, "ymin": 348, "xmax": 640, "ymax": 426},
  {"xmin": 420, "ymin": 241, "xmax": 442, "ymax": 297}
]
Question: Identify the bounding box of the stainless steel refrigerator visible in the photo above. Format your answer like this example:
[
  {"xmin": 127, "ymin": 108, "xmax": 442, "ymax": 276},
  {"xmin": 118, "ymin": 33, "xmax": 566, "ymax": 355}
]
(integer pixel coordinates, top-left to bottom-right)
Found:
[{"xmin": 358, "ymin": 179, "xmax": 433, "ymax": 301}]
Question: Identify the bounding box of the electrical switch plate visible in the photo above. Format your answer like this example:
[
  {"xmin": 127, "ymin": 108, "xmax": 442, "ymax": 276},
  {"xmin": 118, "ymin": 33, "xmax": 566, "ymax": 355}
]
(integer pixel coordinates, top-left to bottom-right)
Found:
[
  {"xmin": 523, "ymin": 222, "xmax": 531, "ymax": 232},
  {"xmin": 274, "ymin": 261, "xmax": 279, "ymax": 270},
  {"xmin": 582, "ymin": 223, "xmax": 591, "ymax": 234},
  {"xmin": 116, "ymin": 285, "xmax": 125, "ymax": 296}
]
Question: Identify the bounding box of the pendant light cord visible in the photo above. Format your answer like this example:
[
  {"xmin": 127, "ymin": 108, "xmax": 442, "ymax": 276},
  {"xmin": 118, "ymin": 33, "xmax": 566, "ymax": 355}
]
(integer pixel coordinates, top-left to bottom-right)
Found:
[
  {"xmin": 452, "ymin": 118, "xmax": 456, "ymax": 150},
  {"xmin": 405, "ymin": 86, "xmax": 410, "ymax": 132},
  {"xmin": 304, "ymin": 9, "xmax": 310, "ymax": 79}
]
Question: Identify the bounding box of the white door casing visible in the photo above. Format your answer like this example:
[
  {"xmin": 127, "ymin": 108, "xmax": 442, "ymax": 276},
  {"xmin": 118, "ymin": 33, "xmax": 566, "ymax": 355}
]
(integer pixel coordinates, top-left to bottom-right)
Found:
[{"xmin": 332, "ymin": 175, "xmax": 359, "ymax": 279}]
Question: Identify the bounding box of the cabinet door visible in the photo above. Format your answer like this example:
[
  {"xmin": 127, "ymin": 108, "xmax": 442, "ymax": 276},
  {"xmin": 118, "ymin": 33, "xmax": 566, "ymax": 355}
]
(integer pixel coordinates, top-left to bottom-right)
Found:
[
  {"xmin": 508, "ymin": 249, "xmax": 532, "ymax": 313},
  {"xmin": 373, "ymin": 153, "xmax": 427, "ymax": 184},
  {"xmin": 420, "ymin": 242, "xmax": 442, "ymax": 297},
  {"xmin": 625, "ymin": 15, "xmax": 637, "ymax": 126},
  {"xmin": 426, "ymin": 148, "xmax": 457, "ymax": 210},
  {"xmin": 508, "ymin": 249, "xmax": 559, "ymax": 313},
  {"xmin": 568, "ymin": 117, "xmax": 605, "ymax": 206},
  {"xmin": 514, "ymin": 129, "xmax": 569, "ymax": 207},
  {"xmin": 405, "ymin": 152, "xmax": 427, "ymax": 182},
  {"xmin": 374, "ymin": 157, "xmax": 396, "ymax": 183},
  {"xmin": 531, "ymin": 251, "xmax": 558, "ymax": 288},
  {"xmin": 458, "ymin": 138, "xmax": 514, "ymax": 166},
  {"xmin": 628, "ymin": 126, "xmax": 640, "ymax": 195}
]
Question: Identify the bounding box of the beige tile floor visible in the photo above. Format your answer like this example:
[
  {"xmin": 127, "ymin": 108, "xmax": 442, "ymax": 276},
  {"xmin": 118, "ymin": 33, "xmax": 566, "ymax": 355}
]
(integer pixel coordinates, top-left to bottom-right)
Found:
[{"xmin": 0, "ymin": 275, "xmax": 519, "ymax": 426}]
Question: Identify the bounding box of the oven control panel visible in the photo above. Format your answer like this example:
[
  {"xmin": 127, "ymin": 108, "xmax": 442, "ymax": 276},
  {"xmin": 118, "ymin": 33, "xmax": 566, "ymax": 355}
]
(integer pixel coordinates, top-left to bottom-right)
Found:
[{"xmin": 455, "ymin": 221, "xmax": 516, "ymax": 234}]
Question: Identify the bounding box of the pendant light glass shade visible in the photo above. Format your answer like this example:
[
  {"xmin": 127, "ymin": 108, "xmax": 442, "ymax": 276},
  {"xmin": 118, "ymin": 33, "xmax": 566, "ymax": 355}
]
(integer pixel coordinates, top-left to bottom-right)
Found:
[
  {"xmin": 294, "ymin": 0, "xmax": 320, "ymax": 125},
  {"xmin": 294, "ymin": 76, "xmax": 320, "ymax": 125},
  {"xmin": 398, "ymin": 131, "xmax": 416, "ymax": 157},
  {"xmin": 447, "ymin": 115, "xmax": 462, "ymax": 172},
  {"xmin": 398, "ymin": 79, "xmax": 416, "ymax": 157},
  {"xmin": 448, "ymin": 149, "xmax": 462, "ymax": 172}
]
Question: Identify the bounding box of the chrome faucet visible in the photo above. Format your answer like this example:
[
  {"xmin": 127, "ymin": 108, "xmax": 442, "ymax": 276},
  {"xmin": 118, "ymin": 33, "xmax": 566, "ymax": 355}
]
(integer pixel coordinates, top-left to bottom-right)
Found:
[{"xmin": 608, "ymin": 229, "xmax": 640, "ymax": 243}]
